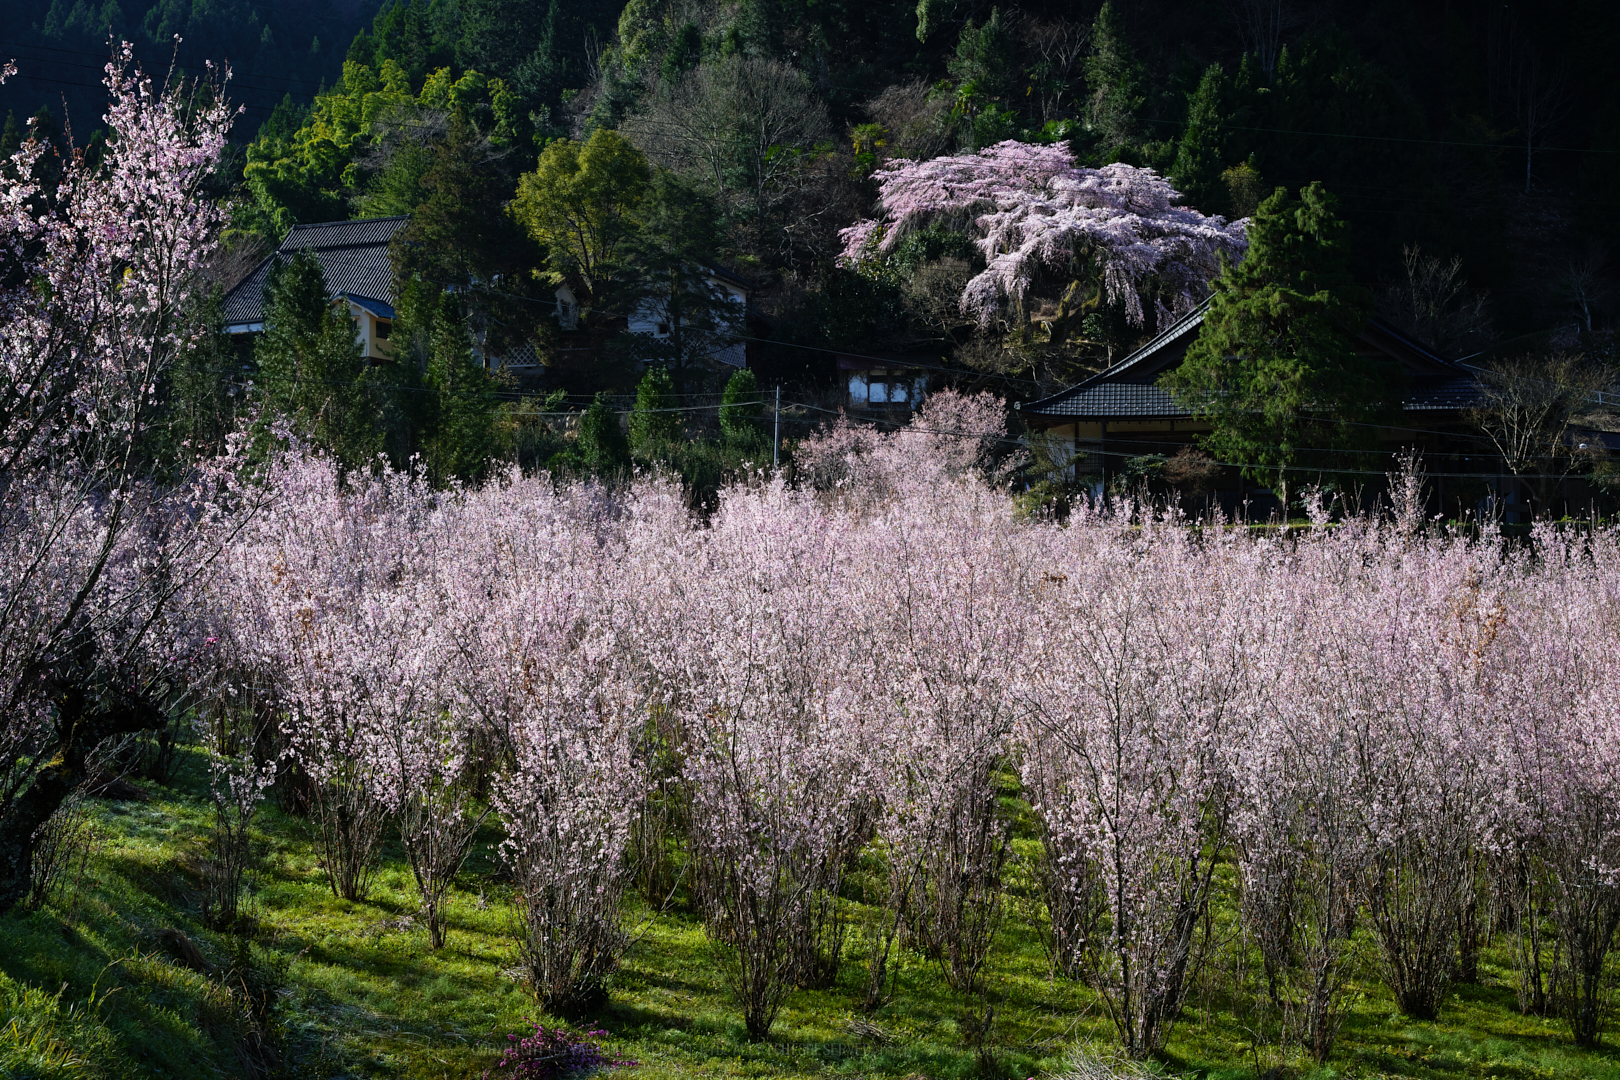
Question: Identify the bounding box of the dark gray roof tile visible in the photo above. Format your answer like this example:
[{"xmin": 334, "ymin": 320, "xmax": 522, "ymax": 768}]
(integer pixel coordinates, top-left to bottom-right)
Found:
[
  {"xmin": 223, "ymin": 217, "xmax": 409, "ymax": 327},
  {"xmin": 278, "ymin": 217, "xmax": 410, "ymax": 251},
  {"xmin": 1019, "ymin": 300, "xmax": 1482, "ymax": 419}
]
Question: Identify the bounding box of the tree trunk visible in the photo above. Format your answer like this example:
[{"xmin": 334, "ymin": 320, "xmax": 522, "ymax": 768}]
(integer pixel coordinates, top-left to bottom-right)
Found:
[{"xmin": 0, "ymin": 680, "xmax": 166, "ymax": 913}]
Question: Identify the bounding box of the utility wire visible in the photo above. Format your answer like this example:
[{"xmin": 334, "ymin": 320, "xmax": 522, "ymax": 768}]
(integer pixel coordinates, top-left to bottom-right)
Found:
[{"xmin": 415, "ymin": 274, "xmax": 1047, "ymax": 388}]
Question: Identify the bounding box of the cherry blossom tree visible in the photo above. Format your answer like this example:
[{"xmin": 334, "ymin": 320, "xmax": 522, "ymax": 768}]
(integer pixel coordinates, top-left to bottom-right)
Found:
[
  {"xmin": 1493, "ymin": 526, "xmax": 1620, "ymax": 1047},
  {"xmin": 225, "ymin": 459, "xmax": 447, "ymax": 903},
  {"xmin": 0, "ymin": 44, "xmax": 239, "ymax": 912},
  {"xmin": 447, "ymin": 496, "xmax": 644, "ymax": 1009},
  {"xmin": 1020, "ymin": 513, "xmax": 1253, "ymax": 1058},
  {"xmin": 838, "ymin": 141, "xmax": 1247, "ymax": 328},
  {"xmin": 660, "ymin": 479, "xmax": 884, "ymax": 1041},
  {"xmin": 863, "ymin": 486, "xmax": 1030, "ymax": 1045}
]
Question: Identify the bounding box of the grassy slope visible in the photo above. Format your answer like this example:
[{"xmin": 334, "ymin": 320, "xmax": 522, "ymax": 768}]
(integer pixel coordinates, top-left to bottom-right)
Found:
[{"xmin": 3, "ymin": 748, "xmax": 1620, "ymax": 1080}]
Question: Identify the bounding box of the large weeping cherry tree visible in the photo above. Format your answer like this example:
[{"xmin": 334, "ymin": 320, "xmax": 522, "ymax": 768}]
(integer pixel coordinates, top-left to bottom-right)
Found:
[{"xmin": 839, "ymin": 140, "xmax": 1248, "ymax": 330}]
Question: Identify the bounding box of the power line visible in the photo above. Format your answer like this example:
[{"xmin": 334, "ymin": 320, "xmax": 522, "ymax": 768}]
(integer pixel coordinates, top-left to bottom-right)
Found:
[{"xmin": 415, "ymin": 275, "xmax": 1046, "ymax": 388}]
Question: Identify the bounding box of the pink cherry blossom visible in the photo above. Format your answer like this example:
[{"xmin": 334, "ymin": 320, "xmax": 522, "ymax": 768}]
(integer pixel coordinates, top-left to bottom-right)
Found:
[{"xmin": 840, "ymin": 141, "xmax": 1247, "ymax": 327}]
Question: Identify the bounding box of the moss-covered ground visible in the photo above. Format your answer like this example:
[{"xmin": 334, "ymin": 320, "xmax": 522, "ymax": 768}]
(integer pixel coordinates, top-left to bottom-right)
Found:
[{"xmin": 4, "ymin": 747, "xmax": 1619, "ymax": 1080}]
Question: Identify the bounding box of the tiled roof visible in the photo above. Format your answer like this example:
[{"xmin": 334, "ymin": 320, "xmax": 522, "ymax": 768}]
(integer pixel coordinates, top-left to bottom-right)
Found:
[
  {"xmin": 1017, "ymin": 378, "xmax": 1484, "ymax": 419},
  {"xmin": 341, "ymin": 293, "xmax": 395, "ymax": 320},
  {"xmin": 1019, "ymin": 299, "xmax": 1483, "ymax": 420},
  {"xmin": 277, "ymin": 217, "xmax": 411, "ymax": 251},
  {"xmin": 223, "ymin": 217, "xmax": 409, "ymax": 326},
  {"xmin": 1026, "ymin": 383, "xmax": 1191, "ymax": 418},
  {"xmin": 1405, "ymin": 375, "xmax": 1486, "ymax": 411}
]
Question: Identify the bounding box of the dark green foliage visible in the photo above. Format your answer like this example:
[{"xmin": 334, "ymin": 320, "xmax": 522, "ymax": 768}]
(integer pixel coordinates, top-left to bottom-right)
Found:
[
  {"xmin": 1171, "ymin": 64, "xmax": 1229, "ymax": 215},
  {"xmin": 395, "ymin": 113, "xmax": 524, "ymax": 290},
  {"xmin": 253, "ymin": 252, "xmax": 391, "ymax": 472},
  {"xmin": 629, "ymin": 364, "xmax": 683, "ymax": 454},
  {"xmin": 456, "ymin": 0, "xmax": 621, "ymax": 108},
  {"xmin": 152, "ymin": 288, "xmax": 245, "ymax": 471},
  {"xmin": 784, "ymin": 264, "xmax": 909, "ymax": 356},
  {"xmin": 257, "ymin": 96, "xmax": 308, "ymax": 146},
  {"xmin": 421, "ymin": 292, "xmax": 502, "ymax": 485},
  {"xmin": 892, "ymin": 226, "xmax": 978, "ymax": 271},
  {"xmin": 646, "ymin": 431, "xmax": 773, "ymax": 511},
  {"xmin": 1258, "ymin": 35, "xmax": 1439, "ymax": 272},
  {"xmin": 577, "ymin": 392, "xmax": 630, "ymax": 475},
  {"xmin": 661, "ymin": 23, "xmax": 705, "ymax": 84},
  {"xmin": 1, "ymin": 0, "xmax": 370, "ymax": 144},
  {"xmin": 719, "ymin": 368, "xmax": 765, "ymax": 443},
  {"xmin": 1083, "ymin": 2, "xmax": 1145, "ymax": 153},
  {"xmin": 392, "ymin": 112, "xmax": 547, "ymax": 360},
  {"xmin": 1162, "ymin": 183, "xmax": 1399, "ymax": 488},
  {"xmin": 357, "ymin": 140, "xmax": 437, "ymax": 219},
  {"xmin": 348, "ymin": 0, "xmax": 459, "ymax": 86},
  {"xmin": 610, "ymin": 173, "xmax": 738, "ymax": 392},
  {"xmin": 947, "ymin": 8, "xmax": 1017, "ymax": 148},
  {"xmin": 948, "ymin": 8, "xmax": 1015, "ymax": 101}
]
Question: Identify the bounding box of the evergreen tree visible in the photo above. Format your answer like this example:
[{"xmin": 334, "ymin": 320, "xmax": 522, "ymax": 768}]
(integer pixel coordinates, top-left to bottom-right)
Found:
[
  {"xmin": 421, "ymin": 290, "xmax": 501, "ymax": 485},
  {"xmin": 348, "ymin": 0, "xmax": 458, "ymax": 85},
  {"xmin": 393, "ymin": 111, "xmax": 545, "ymax": 360},
  {"xmin": 254, "ymin": 250, "xmax": 384, "ymax": 470},
  {"xmin": 577, "ymin": 391, "xmax": 630, "ymax": 475},
  {"xmin": 947, "ymin": 8, "xmax": 1014, "ymax": 99},
  {"xmin": 154, "ymin": 287, "xmax": 243, "ymax": 470},
  {"xmin": 661, "ymin": 22, "xmax": 704, "ymax": 84},
  {"xmin": 719, "ymin": 367, "xmax": 764, "ymax": 443},
  {"xmin": 1083, "ymin": 2, "xmax": 1144, "ymax": 153},
  {"xmin": 947, "ymin": 9, "xmax": 1017, "ymax": 150},
  {"xmin": 1161, "ymin": 183, "xmax": 1399, "ymax": 493},
  {"xmin": 612, "ymin": 173, "xmax": 738, "ymax": 393},
  {"xmin": 629, "ymin": 363, "xmax": 682, "ymax": 455},
  {"xmin": 1171, "ymin": 63, "xmax": 1229, "ymax": 215}
]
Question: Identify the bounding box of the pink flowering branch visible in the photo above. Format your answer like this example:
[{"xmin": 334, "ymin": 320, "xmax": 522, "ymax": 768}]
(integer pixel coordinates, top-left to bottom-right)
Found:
[{"xmin": 840, "ymin": 141, "xmax": 1247, "ymax": 328}]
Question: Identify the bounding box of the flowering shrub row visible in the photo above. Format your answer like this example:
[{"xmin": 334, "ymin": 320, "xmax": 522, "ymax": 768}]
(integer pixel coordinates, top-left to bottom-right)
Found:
[{"xmin": 181, "ymin": 392, "xmax": 1620, "ymax": 1058}]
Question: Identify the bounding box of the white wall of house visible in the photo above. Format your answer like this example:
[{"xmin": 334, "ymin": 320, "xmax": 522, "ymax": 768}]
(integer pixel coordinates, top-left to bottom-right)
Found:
[
  {"xmin": 627, "ymin": 275, "xmax": 748, "ymax": 368},
  {"xmin": 341, "ymin": 299, "xmax": 394, "ymax": 361},
  {"xmin": 225, "ymin": 298, "xmax": 394, "ymax": 361},
  {"xmin": 554, "ymin": 284, "xmax": 580, "ymax": 330}
]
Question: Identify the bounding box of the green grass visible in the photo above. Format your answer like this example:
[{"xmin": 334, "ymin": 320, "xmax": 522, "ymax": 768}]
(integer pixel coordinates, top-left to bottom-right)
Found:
[{"xmin": 4, "ymin": 749, "xmax": 1620, "ymax": 1080}]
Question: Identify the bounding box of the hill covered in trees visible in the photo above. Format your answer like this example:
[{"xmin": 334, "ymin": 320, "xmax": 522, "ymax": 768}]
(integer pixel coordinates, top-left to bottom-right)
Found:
[
  {"xmin": 8, "ymin": 0, "xmax": 1617, "ymax": 413},
  {"xmin": 232, "ymin": 0, "xmax": 1620, "ymax": 380}
]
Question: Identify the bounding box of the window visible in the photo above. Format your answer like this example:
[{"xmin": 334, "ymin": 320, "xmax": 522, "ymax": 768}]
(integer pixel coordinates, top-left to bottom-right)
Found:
[
  {"xmin": 375, "ymin": 318, "xmax": 391, "ymax": 340},
  {"xmin": 849, "ymin": 369, "xmax": 924, "ymax": 407},
  {"xmin": 656, "ymin": 322, "xmax": 671, "ymax": 337}
]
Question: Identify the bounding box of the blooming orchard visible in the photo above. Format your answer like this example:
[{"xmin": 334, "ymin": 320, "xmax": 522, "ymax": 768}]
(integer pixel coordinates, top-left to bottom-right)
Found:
[
  {"xmin": 3, "ymin": 49, "xmax": 1619, "ymax": 1065},
  {"xmin": 177, "ymin": 396, "xmax": 1620, "ymax": 1055}
]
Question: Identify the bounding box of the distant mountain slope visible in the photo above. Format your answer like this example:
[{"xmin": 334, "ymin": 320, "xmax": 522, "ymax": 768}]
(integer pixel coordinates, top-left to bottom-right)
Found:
[{"xmin": 0, "ymin": 0, "xmax": 385, "ymax": 141}]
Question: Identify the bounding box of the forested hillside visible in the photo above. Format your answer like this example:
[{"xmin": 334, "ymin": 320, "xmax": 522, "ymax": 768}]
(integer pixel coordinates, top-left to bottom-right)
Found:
[
  {"xmin": 7, "ymin": 0, "xmax": 1619, "ymax": 421},
  {"xmin": 0, "ymin": 0, "xmax": 375, "ymax": 142}
]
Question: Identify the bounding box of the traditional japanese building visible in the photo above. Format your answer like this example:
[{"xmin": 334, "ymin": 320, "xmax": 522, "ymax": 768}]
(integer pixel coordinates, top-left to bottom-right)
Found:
[
  {"xmin": 224, "ymin": 217, "xmax": 410, "ymax": 362},
  {"xmin": 1015, "ymin": 299, "xmax": 1491, "ymax": 507}
]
